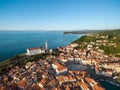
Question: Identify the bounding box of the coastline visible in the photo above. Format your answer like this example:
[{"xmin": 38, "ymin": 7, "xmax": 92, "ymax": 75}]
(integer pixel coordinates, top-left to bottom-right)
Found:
[
  {"xmin": 0, "ymin": 53, "xmax": 27, "ymax": 74},
  {"xmin": 0, "ymin": 53, "xmax": 26, "ymax": 66}
]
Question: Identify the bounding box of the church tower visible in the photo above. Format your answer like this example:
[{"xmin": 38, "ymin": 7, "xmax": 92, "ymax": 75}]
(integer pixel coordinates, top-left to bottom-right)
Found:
[{"xmin": 45, "ymin": 40, "xmax": 48, "ymax": 51}]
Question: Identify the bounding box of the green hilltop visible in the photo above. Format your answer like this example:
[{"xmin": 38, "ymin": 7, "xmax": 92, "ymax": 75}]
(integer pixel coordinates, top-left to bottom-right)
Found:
[{"xmin": 73, "ymin": 29, "xmax": 120, "ymax": 57}]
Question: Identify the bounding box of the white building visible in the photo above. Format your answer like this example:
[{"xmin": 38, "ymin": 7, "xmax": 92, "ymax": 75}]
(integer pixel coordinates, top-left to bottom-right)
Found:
[
  {"xmin": 70, "ymin": 43, "xmax": 78, "ymax": 48},
  {"xmin": 27, "ymin": 47, "xmax": 45, "ymax": 55},
  {"xmin": 81, "ymin": 60, "xmax": 91, "ymax": 65},
  {"xmin": 101, "ymin": 70, "xmax": 113, "ymax": 77},
  {"xmin": 52, "ymin": 62, "xmax": 67, "ymax": 75}
]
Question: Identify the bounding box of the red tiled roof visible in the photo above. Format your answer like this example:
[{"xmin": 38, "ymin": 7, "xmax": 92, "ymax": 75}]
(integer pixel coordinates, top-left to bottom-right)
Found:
[
  {"xmin": 29, "ymin": 83, "xmax": 40, "ymax": 90},
  {"xmin": 85, "ymin": 77, "xmax": 96, "ymax": 83},
  {"xmin": 54, "ymin": 63, "xmax": 67, "ymax": 71},
  {"xmin": 79, "ymin": 81, "xmax": 88, "ymax": 90},
  {"xmin": 94, "ymin": 85, "xmax": 105, "ymax": 90},
  {"xmin": 28, "ymin": 47, "xmax": 44, "ymax": 51},
  {"xmin": 17, "ymin": 79, "xmax": 28, "ymax": 88}
]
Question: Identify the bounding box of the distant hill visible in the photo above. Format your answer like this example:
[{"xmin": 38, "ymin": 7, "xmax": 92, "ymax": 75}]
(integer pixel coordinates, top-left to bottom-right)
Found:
[{"xmin": 64, "ymin": 29, "xmax": 120, "ymax": 34}]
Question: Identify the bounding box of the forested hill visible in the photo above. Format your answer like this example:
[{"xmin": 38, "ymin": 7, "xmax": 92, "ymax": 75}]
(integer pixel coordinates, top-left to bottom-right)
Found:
[
  {"xmin": 64, "ymin": 30, "xmax": 102, "ymax": 34},
  {"xmin": 98, "ymin": 29, "xmax": 120, "ymax": 36},
  {"xmin": 64, "ymin": 29, "xmax": 120, "ymax": 34}
]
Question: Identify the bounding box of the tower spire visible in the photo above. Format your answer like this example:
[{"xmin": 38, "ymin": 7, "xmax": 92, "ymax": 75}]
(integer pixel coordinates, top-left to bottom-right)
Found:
[{"xmin": 45, "ymin": 40, "xmax": 48, "ymax": 50}]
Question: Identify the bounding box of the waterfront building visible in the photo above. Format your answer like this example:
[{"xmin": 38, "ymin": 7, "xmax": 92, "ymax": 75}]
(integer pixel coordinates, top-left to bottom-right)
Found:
[{"xmin": 27, "ymin": 47, "xmax": 45, "ymax": 55}]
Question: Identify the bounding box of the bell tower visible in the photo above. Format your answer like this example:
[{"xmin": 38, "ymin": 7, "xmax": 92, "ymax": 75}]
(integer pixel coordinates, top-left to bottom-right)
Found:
[{"xmin": 45, "ymin": 40, "xmax": 48, "ymax": 51}]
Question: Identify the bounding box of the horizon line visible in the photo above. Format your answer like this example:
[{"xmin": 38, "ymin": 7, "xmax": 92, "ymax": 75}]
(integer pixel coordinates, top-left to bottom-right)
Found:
[{"xmin": 0, "ymin": 28, "xmax": 120, "ymax": 31}]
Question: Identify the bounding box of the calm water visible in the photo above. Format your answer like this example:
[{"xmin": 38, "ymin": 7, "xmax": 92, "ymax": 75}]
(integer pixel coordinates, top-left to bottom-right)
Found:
[{"xmin": 0, "ymin": 30, "xmax": 81, "ymax": 62}]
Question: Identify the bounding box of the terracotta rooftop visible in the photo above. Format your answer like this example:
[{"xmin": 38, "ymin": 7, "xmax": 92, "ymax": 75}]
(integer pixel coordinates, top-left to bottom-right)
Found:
[
  {"xmin": 68, "ymin": 75, "xmax": 76, "ymax": 81},
  {"xmin": 17, "ymin": 79, "xmax": 28, "ymax": 88},
  {"xmin": 0, "ymin": 86, "xmax": 5, "ymax": 90},
  {"xmin": 28, "ymin": 47, "xmax": 44, "ymax": 51},
  {"xmin": 29, "ymin": 83, "xmax": 40, "ymax": 90},
  {"xmin": 65, "ymin": 84, "xmax": 70, "ymax": 90},
  {"xmin": 38, "ymin": 78, "xmax": 47, "ymax": 86},
  {"xmin": 54, "ymin": 62, "xmax": 67, "ymax": 72},
  {"xmin": 79, "ymin": 81, "xmax": 88, "ymax": 90},
  {"xmin": 85, "ymin": 77, "xmax": 97, "ymax": 84}
]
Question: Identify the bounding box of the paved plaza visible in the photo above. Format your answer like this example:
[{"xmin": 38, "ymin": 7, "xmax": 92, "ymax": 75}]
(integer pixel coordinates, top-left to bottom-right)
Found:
[{"xmin": 65, "ymin": 61, "xmax": 88, "ymax": 71}]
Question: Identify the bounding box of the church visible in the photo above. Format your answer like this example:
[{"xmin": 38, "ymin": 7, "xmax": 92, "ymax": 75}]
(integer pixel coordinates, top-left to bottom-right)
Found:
[{"xmin": 26, "ymin": 41, "xmax": 48, "ymax": 55}]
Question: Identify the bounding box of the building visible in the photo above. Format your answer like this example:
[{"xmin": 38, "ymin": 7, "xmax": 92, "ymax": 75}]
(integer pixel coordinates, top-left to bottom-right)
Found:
[
  {"xmin": 70, "ymin": 43, "xmax": 78, "ymax": 48},
  {"xmin": 37, "ymin": 78, "xmax": 47, "ymax": 88},
  {"xmin": 52, "ymin": 62, "xmax": 67, "ymax": 75},
  {"xmin": 101, "ymin": 69, "xmax": 113, "ymax": 77},
  {"xmin": 85, "ymin": 77, "xmax": 105, "ymax": 90},
  {"xmin": 17, "ymin": 79, "xmax": 29, "ymax": 90},
  {"xmin": 85, "ymin": 77, "xmax": 97, "ymax": 87},
  {"xmin": 79, "ymin": 81, "xmax": 89, "ymax": 90},
  {"xmin": 27, "ymin": 47, "xmax": 45, "ymax": 55},
  {"xmin": 95, "ymin": 61, "xmax": 100, "ymax": 75}
]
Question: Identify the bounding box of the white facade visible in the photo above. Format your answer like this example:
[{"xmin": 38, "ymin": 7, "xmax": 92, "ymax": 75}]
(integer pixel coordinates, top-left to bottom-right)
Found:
[
  {"xmin": 70, "ymin": 43, "xmax": 78, "ymax": 48},
  {"xmin": 101, "ymin": 71, "xmax": 112, "ymax": 77},
  {"xmin": 95, "ymin": 69, "xmax": 100, "ymax": 75},
  {"xmin": 81, "ymin": 60, "xmax": 91, "ymax": 65},
  {"xmin": 27, "ymin": 47, "xmax": 45, "ymax": 55},
  {"xmin": 52, "ymin": 63, "xmax": 67, "ymax": 75},
  {"xmin": 55, "ymin": 68, "xmax": 67, "ymax": 75}
]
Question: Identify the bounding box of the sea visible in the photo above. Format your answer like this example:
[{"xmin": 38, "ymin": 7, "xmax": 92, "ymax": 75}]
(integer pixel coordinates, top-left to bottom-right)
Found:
[{"xmin": 0, "ymin": 30, "xmax": 120, "ymax": 90}]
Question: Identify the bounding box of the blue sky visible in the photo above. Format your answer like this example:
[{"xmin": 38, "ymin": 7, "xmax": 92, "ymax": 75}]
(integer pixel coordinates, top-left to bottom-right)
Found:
[{"xmin": 0, "ymin": 0, "xmax": 120, "ymax": 30}]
